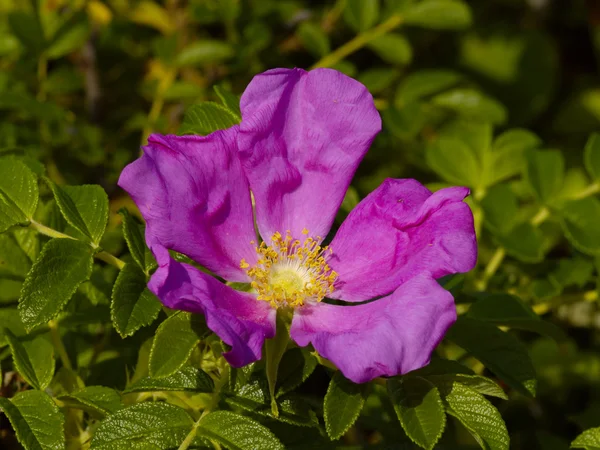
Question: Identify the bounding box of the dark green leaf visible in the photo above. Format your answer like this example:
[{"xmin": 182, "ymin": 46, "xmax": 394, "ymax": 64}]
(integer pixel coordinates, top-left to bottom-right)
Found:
[
  {"xmin": 395, "ymin": 69, "xmax": 462, "ymax": 106},
  {"xmin": 524, "ymin": 149, "xmax": 565, "ymax": 204},
  {"xmin": 324, "ymin": 372, "xmax": 368, "ymax": 440},
  {"xmin": 297, "ymin": 22, "xmax": 330, "ymax": 58},
  {"xmin": 7, "ymin": 12, "xmax": 46, "ymax": 55},
  {"xmin": 558, "ymin": 197, "xmax": 600, "ymax": 255},
  {"xmin": 111, "ymin": 263, "xmax": 161, "ymax": 338},
  {"xmin": 179, "ymin": 102, "xmax": 240, "ymax": 136},
  {"xmin": 480, "ymin": 185, "xmax": 519, "ymax": 235},
  {"xmin": 0, "ymin": 390, "xmax": 65, "ymax": 450},
  {"xmin": 0, "ymin": 308, "xmax": 26, "ymax": 346},
  {"xmin": 388, "ymin": 376, "xmax": 446, "ymax": 450},
  {"xmin": 495, "ymin": 222, "xmax": 545, "ymax": 263},
  {"xmin": 0, "ymin": 233, "xmax": 33, "ymax": 277},
  {"xmin": 5, "ymin": 329, "xmax": 54, "ymax": 390},
  {"xmin": 197, "ymin": 410, "xmax": 285, "ymax": 450},
  {"xmin": 490, "ymin": 129, "xmax": 541, "ymax": 185},
  {"xmin": 58, "ymin": 386, "xmax": 122, "ymax": 417},
  {"xmin": 123, "ymin": 366, "xmax": 214, "ymax": 394},
  {"xmin": 119, "ymin": 208, "xmax": 154, "ymax": 274},
  {"xmin": 276, "ymin": 347, "xmax": 317, "ymax": 397},
  {"xmin": 90, "ymin": 402, "xmax": 194, "ymax": 450},
  {"xmin": 19, "ymin": 239, "xmax": 93, "ymax": 331},
  {"xmin": 0, "ymin": 157, "xmax": 38, "ymax": 233},
  {"xmin": 368, "ymin": 33, "xmax": 412, "ymax": 65}
]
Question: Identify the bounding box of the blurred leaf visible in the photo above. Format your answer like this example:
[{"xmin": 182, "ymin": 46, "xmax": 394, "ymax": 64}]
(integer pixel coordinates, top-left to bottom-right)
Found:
[
  {"xmin": 149, "ymin": 311, "xmax": 209, "ymax": 378},
  {"xmin": 431, "ymin": 88, "xmax": 507, "ymax": 124},
  {"xmin": 0, "ymin": 308, "xmax": 26, "ymax": 346},
  {"xmin": 0, "ymin": 233, "xmax": 33, "ymax": 277},
  {"xmin": 388, "ymin": 376, "xmax": 446, "ymax": 450},
  {"xmin": 0, "ymin": 390, "xmax": 65, "ymax": 450},
  {"xmin": 123, "ymin": 366, "xmax": 214, "ymax": 394},
  {"xmin": 90, "ymin": 402, "xmax": 193, "ymax": 449},
  {"xmin": 404, "ymin": 0, "xmax": 472, "ymax": 30},
  {"xmin": 524, "ymin": 150, "xmax": 564, "ymax": 205},
  {"xmin": 584, "ymin": 133, "xmax": 600, "ymax": 182},
  {"xmin": 297, "ymin": 22, "xmax": 330, "ymax": 58},
  {"xmin": 58, "ymin": 386, "xmax": 122, "ymax": 417},
  {"xmin": 19, "ymin": 239, "xmax": 93, "ymax": 331},
  {"xmin": 490, "ymin": 129, "xmax": 541, "ymax": 185},
  {"xmin": 129, "ymin": 1, "xmax": 175, "ymax": 35},
  {"xmin": 324, "ymin": 372, "xmax": 368, "ymax": 440},
  {"xmin": 5, "ymin": 329, "xmax": 54, "ymax": 390},
  {"xmin": 368, "ymin": 33, "xmax": 412, "ymax": 65},
  {"xmin": 344, "ymin": 0, "xmax": 380, "ymax": 32},
  {"xmin": 426, "ymin": 136, "xmax": 481, "ymax": 188},
  {"xmin": 179, "ymin": 102, "xmax": 240, "ymax": 135},
  {"xmin": 395, "ymin": 69, "xmax": 462, "ymax": 106},
  {"xmin": 550, "ymin": 257, "xmax": 594, "ymax": 289},
  {"xmin": 359, "ymin": 68, "xmax": 398, "ymax": 94},
  {"xmin": 571, "ymin": 427, "xmax": 600, "ymax": 450},
  {"xmin": 176, "ymin": 41, "xmax": 234, "ymax": 67},
  {"xmin": 111, "ymin": 263, "xmax": 161, "ymax": 338},
  {"xmin": 447, "ymin": 317, "xmax": 537, "ymax": 397},
  {"xmin": 0, "ymin": 157, "xmax": 38, "ymax": 233},
  {"xmin": 495, "ymin": 222, "xmax": 545, "ymax": 263},
  {"xmin": 7, "ymin": 11, "xmax": 46, "ymax": 55},
  {"xmin": 46, "ymin": 18, "xmax": 90, "ymax": 60},
  {"xmin": 558, "ymin": 197, "xmax": 600, "ymax": 255},
  {"xmin": 480, "ymin": 185, "xmax": 519, "ymax": 234}
]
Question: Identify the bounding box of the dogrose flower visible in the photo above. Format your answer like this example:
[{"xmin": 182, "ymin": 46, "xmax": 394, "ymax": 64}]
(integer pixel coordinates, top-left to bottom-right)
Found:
[{"xmin": 119, "ymin": 68, "xmax": 477, "ymax": 384}]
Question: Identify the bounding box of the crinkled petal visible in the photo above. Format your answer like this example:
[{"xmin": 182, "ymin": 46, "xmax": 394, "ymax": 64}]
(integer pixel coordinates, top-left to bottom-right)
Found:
[
  {"xmin": 118, "ymin": 129, "xmax": 257, "ymax": 282},
  {"xmin": 148, "ymin": 244, "xmax": 276, "ymax": 367},
  {"xmin": 290, "ymin": 275, "xmax": 456, "ymax": 383},
  {"xmin": 328, "ymin": 179, "xmax": 477, "ymax": 301},
  {"xmin": 238, "ymin": 68, "xmax": 381, "ymax": 242}
]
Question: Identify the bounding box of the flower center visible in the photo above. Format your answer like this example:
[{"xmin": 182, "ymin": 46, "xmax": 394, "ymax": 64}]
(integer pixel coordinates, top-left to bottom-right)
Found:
[{"xmin": 240, "ymin": 229, "xmax": 337, "ymax": 308}]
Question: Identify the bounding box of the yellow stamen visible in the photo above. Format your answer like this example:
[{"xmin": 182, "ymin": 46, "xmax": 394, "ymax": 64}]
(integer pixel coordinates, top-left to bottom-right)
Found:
[{"xmin": 241, "ymin": 230, "xmax": 337, "ymax": 308}]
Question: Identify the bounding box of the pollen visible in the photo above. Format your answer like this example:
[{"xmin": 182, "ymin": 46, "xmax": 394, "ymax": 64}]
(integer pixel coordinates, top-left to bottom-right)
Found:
[{"xmin": 240, "ymin": 230, "xmax": 338, "ymax": 308}]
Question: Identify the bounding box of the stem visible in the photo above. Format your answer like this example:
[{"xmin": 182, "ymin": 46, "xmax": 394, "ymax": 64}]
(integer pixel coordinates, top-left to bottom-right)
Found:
[
  {"xmin": 530, "ymin": 206, "xmax": 550, "ymax": 226},
  {"xmin": 48, "ymin": 319, "xmax": 73, "ymax": 371},
  {"xmin": 475, "ymin": 247, "xmax": 506, "ymax": 291},
  {"xmin": 141, "ymin": 68, "xmax": 177, "ymax": 146},
  {"xmin": 572, "ymin": 181, "xmax": 600, "ymax": 200},
  {"xmin": 28, "ymin": 220, "xmax": 126, "ymax": 270},
  {"xmin": 311, "ymin": 14, "xmax": 404, "ymax": 69}
]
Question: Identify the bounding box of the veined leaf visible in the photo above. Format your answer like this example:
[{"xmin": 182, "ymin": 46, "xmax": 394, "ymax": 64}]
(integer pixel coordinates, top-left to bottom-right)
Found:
[
  {"xmin": 123, "ymin": 366, "xmax": 214, "ymax": 394},
  {"xmin": 0, "ymin": 157, "xmax": 38, "ymax": 233},
  {"xmin": 324, "ymin": 372, "xmax": 369, "ymax": 440}
]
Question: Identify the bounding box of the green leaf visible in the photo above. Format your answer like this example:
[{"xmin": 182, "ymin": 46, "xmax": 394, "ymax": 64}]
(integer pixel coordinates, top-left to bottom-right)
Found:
[
  {"xmin": 446, "ymin": 317, "xmax": 537, "ymax": 397},
  {"xmin": 438, "ymin": 381, "xmax": 510, "ymax": 450},
  {"xmin": 149, "ymin": 311, "xmax": 209, "ymax": 378},
  {"xmin": 265, "ymin": 310, "xmax": 291, "ymax": 416},
  {"xmin": 495, "ymin": 222, "xmax": 545, "ymax": 263},
  {"xmin": 45, "ymin": 182, "xmax": 108, "ymax": 245},
  {"xmin": 175, "ymin": 40, "xmax": 234, "ymax": 67},
  {"xmin": 571, "ymin": 427, "xmax": 600, "ymax": 449},
  {"xmin": 0, "ymin": 390, "xmax": 65, "ymax": 450},
  {"xmin": 524, "ymin": 149, "xmax": 565, "ymax": 204},
  {"xmin": 467, "ymin": 293, "xmax": 567, "ymax": 342},
  {"xmin": 5, "ymin": 329, "xmax": 54, "ymax": 390},
  {"xmin": 426, "ymin": 136, "xmax": 481, "ymax": 188},
  {"xmin": 404, "ymin": 0, "xmax": 472, "ymax": 30},
  {"xmin": 276, "ymin": 347, "xmax": 318, "ymax": 397},
  {"xmin": 0, "ymin": 157, "xmax": 39, "ymax": 233},
  {"xmin": 368, "ymin": 33, "xmax": 412, "ymax": 65},
  {"xmin": 90, "ymin": 402, "xmax": 194, "ymax": 450},
  {"xmin": 388, "ymin": 376, "xmax": 446, "ymax": 450},
  {"xmin": 119, "ymin": 208, "xmax": 154, "ymax": 274},
  {"xmin": 58, "ymin": 386, "xmax": 122, "ymax": 417},
  {"xmin": 197, "ymin": 410, "xmax": 285, "ymax": 450},
  {"xmin": 111, "ymin": 263, "xmax": 161, "ymax": 338},
  {"xmin": 46, "ymin": 20, "xmax": 90, "ymax": 60},
  {"xmin": 490, "ymin": 129, "xmax": 541, "ymax": 185},
  {"xmin": 179, "ymin": 102, "xmax": 240, "ymax": 136},
  {"xmin": 480, "ymin": 185, "xmax": 519, "ymax": 234},
  {"xmin": 123, "ymin": 366, "xmax": 214, "ymax": 394},
  {"xmin": 7, "ymin": 12, "xmax": 46, "ymax": 55},
  {"xmin": 297, "ymin": 22, "xmax": 330, "ymax": 58},
  {"xmin": 0, "ymin": 233, "xmax": 33, "ymax": 277},
  {"xmin": 359, "ymin": 68, "xmax": 399, "ymax": 94},
  {"xmin": 324, "ymin": 372, "xmax": 368, "ymax": 440},
  {"xmin": 0, "ymin": 308, "xmax": 26, "ymax": 346},
  {"xmin": 213, "ymin": 84, "xmax": 241, "ymax": 119},
  {"xmin": 343, "ymin": 0, "xmax": 380, "ymax": 32},
  {"xmin": 427, "ymin": 374, "xmax": 508, "ymax": 400},
  {"xmin": 395, "ymin": 69, "xmax": 462, "ymax": 106},
  {"xmin": 19, "ymin": 239, "xmax": 93, "ymax": 331},
  {"xmin": 432, "ymin": 88, "xmax": 507, "ymax": 124},
  {"xmin": 558, "ymin": 197, "xmax": 600, "ymax": 255},
  {"xmin": 584, "ymin": 133, "xmax": 600, "ymax": 182}
]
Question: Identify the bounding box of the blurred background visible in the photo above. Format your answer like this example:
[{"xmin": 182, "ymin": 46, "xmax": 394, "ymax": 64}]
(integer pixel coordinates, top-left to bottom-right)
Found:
[{"xmin": 1, "ymin": 0, "xmax": 600, "ymax": 448}]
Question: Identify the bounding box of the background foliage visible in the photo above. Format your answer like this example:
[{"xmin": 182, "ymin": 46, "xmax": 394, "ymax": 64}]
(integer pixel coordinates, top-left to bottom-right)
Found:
[{"xmin": 1, "ymin": 0, "xmax": 600, "ymax": 449}]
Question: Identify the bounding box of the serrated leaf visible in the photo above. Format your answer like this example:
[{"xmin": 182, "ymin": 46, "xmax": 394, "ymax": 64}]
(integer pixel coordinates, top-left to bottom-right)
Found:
[
  {"xmin": 438, "ymin": 381, "xmax": 510, "ymax": 450},
  {"xmin": 343, "ymin": 0, "xmax": 380, "ymax": 32},
  {"xmin": 388, "ymin": 376, "xmax": 446, "ymax": 450},
  {"xmin": 111, "ymin": 263, "xmax": 161, "ymax": 338},
  {"xmin": 149, "ymin": 311, "xmax": 209, "ymax": 378},
  {"xmin": 427, "ymin": 374, "xmax": 508, "ymax": 400},
  {"xmin": 0, "ymin": 390, "xmax": 65, "ymax": 450},
  {"xmin": 179, "ymin": 102, "xmax": 240, "ymax": 136},
  {"xmin": 213, "ymin": 84, "xmax": 241, "ymax": 119},
  {"xmin": 571, "ymin": 427, "xmax": 600, "ymax": 449},
  {"xmin": 558, "ymin": 197, "xmax": 600, "ymax": 255},
  {"xmin": 324, "ymin": 372, "xmax": 368, "ymax": 440},
  {"xmin": 467, "ymin": 293, "xmax": 567, "ymax": 342},
  {"xmin": 524, "ymin": 149, "xmax": 565, "ymax": 204},
  {"xmin": 175, "ymin": 40, "xmax": 234, "ymax": 67},
  {"xmin": 197, "ymin": 410, "xmax": 285, "ymax": 450},
  {"xmin": 123, "ymin": 366, "xmax": 214, "ymax": 393},
  {"xmin": 404, "ymin": 0, "xmax": 472, "ymax": 30},
  {"xmin": 90, "ymin": 402, "xmax": 193, "ymax": 450},
  {"xmin": 59, "ymin": 386, "xmax": 122, "ymax": 417},
  {"xmin": 0, "ymin": 157, "xmax": 39, "ymax": 233},
  {"xmin": 119, "ymin": 208, "xmax": 154, "ymax": 274},
  {"xmin": 368, "ymin": 33, "xmax": 412, "ymax": 65},
  {"xmin": 447, "ymin": 317, "xmax": 537, "ymax": 397},
  {"xmin": 5, "ymin": 329, "xmax": 54, "ymax": 390},
  {"xmin": 584, "ymin": 133, "xmax": 600, "ymax": 182},
  {"xmin": 276, "ymin": 347, "xmax": 317, "ymax": 397},
  {"xmin": 19, "ymin": 239, "xmax": 93, "ymax": 331}
]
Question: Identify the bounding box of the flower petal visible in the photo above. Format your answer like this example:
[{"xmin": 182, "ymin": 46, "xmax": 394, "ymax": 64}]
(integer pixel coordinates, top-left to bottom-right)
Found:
[
  {"xmin": 328, "ymin": 179, "xmax": 477, "ymax": 301},
  {"xmin": 238, "ymin": 68, "xmax": 381, "ymax": 242},
  {"xmin": 290, "ymin": 275, "xmax": 456, "ymax": 383},
  {"xmin": 118, "ymin": 129, "xmax": 257, "ymax": 282},
  {"xmin": 149, "ymin": 244, "xmax": 276, "ymax": 367}
]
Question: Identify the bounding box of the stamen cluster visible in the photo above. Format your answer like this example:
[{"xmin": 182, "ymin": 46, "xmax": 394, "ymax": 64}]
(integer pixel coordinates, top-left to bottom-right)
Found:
[{"xmin": 240, "ymin": 229, "xmax": 338, "ymax": 308}]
